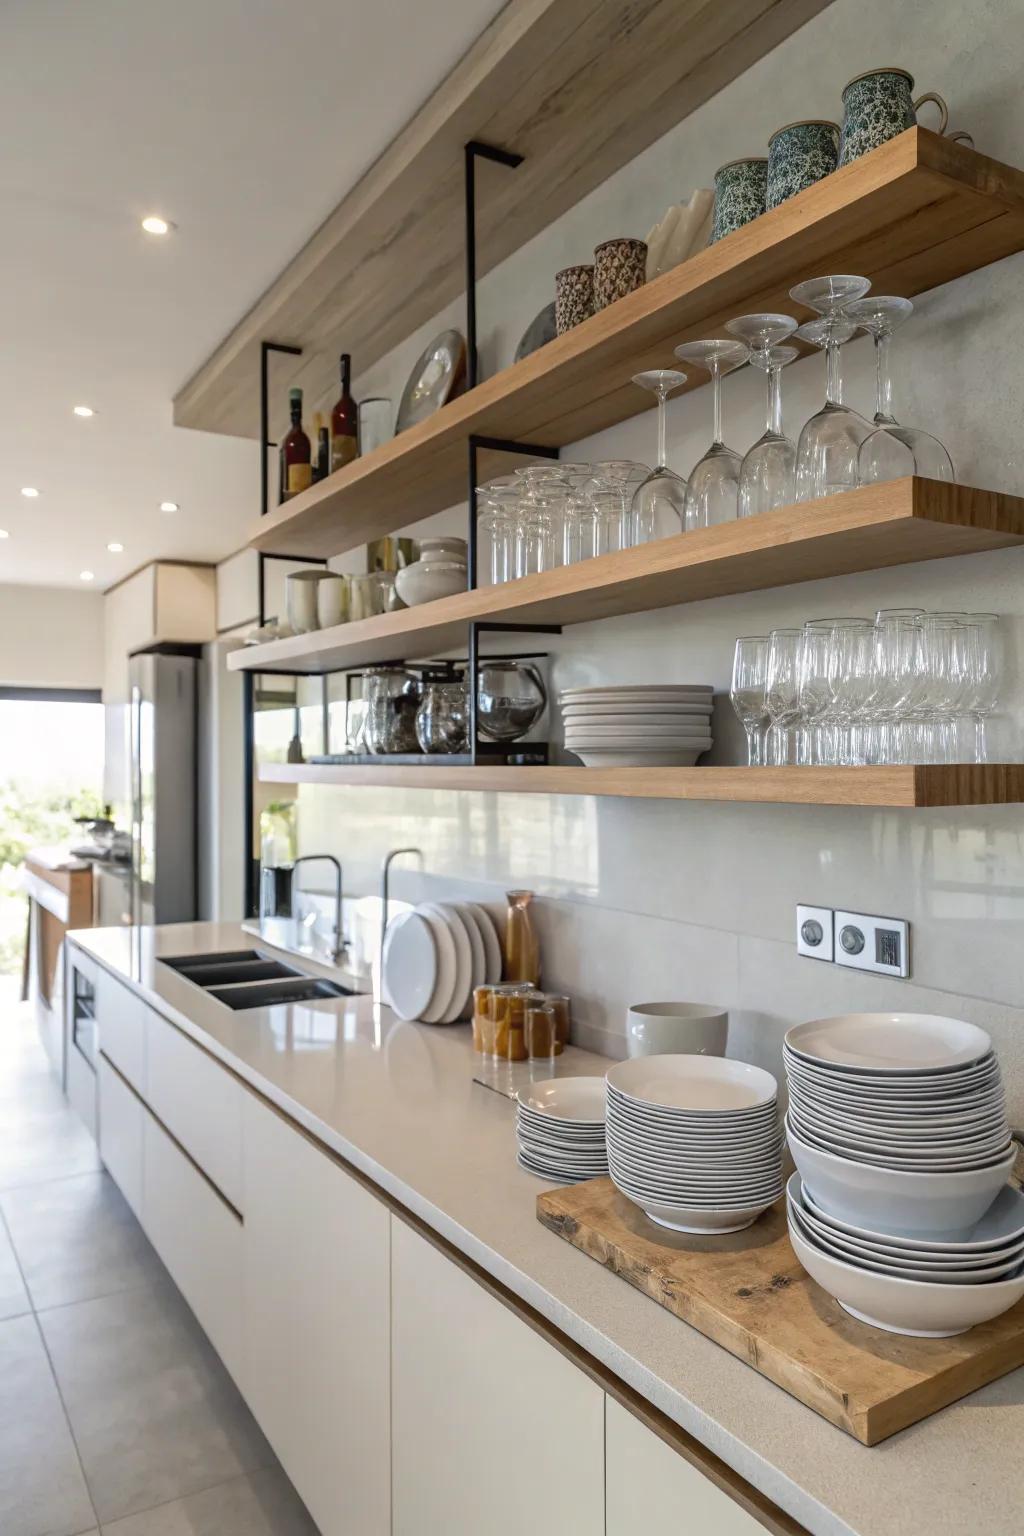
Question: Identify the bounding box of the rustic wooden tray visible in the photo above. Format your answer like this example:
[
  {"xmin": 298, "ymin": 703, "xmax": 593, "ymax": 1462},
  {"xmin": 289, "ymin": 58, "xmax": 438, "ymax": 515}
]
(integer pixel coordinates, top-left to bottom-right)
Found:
[{"xmin": 537, "ymin": 1178, "xmax": 1024, "ymax": 1445}]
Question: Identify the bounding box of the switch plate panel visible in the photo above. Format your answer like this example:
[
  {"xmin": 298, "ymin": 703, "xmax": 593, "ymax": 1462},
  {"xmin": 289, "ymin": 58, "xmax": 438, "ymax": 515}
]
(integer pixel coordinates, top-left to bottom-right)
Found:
[
  {"xmin": 796, "ymin": 904, "xmax": 834, "ymax": 962},
  {"xmin": 833, "ymin": 910, "xmax": 910, "ymax": 978}
]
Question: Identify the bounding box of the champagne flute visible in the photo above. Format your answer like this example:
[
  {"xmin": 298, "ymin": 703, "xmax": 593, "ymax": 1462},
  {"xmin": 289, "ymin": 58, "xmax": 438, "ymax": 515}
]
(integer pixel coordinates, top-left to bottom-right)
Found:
[{"xmin": 730, "ymin": 636, "xmax": 770, "ymax": 765}]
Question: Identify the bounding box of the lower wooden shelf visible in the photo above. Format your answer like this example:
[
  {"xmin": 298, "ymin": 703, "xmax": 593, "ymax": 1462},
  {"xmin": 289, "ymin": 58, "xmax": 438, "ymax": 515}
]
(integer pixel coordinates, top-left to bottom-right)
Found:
[{"xmin": 258, "ymin": 762, "xmax": 1024, "ymax": 808}]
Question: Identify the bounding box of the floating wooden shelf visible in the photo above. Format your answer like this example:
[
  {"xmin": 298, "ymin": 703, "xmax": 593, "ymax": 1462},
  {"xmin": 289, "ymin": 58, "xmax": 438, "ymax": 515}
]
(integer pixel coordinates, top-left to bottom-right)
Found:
[
  {"xmin": 228, "ymin": 479, "xmax": 1024, "ymax": 675},
  {"xmin": 258, "ymin": 762, "xmax": 1024, "ymax": 809},
  {"xmin": 243, "ymin": 130, "xmax": 1024, "ymax": 559},
  {"xmin": 173, "ymin": 0, "xmax": 835, "ymax": 442}
]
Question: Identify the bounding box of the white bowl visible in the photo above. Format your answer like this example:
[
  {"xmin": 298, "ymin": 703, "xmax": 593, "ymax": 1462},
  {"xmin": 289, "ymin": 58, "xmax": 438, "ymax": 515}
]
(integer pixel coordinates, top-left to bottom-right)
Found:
[
  {"xmin": 608, "ymin": 1055, "xmax": 777, "ymax": 1113},
  {"xmin": 788, "ymin": 1105, "xmax": 1009, "ymax": 1159},
  {"xmin": 788, "ymin": 1113, "xmax": 1011, "ymax": 1172},
  {"xmin": 612, "ymin": 1176, "xmax": 778, "ymax": 1234},
  {"xmin": 788, "ymin": 1199, "xmax": 1024, "ymax": 1283},
  {"xmin": 801, "ymin": 1178, "xmax": 1024, "ymax": 1251},
  {"xmin": 572, "ymin": 749, "xmax": 707, "ymax": 767},
  {"xmin": 788, "ymin": 1215, "xmax": 1024, "ymax": 1336},
  {"xmin": 625, "ymin": 1000, "xmax": 728, "ymax": 1059},
  {"xmin": 786, "ymin": 1117, "xmax": 1015, "ymax": 1235},
  {"xmin": 785, "ymin": 1014, "xmax": 992, "ymax": 1074},
  {"xmin": 393, "ymin": 557, "xmax": 467, "ymax": 607}
]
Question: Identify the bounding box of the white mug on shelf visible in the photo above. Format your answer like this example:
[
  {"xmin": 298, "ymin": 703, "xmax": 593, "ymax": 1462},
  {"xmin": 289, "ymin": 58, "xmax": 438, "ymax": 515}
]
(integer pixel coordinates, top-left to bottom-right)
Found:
[
  {"xmin": 286, "ymin": 569, "xmax": 333, "ymax": 634},
  {"xmin": 625, "ymin": 1001, "xmax": 728, "ymax": 1059},
  {"xmin": 317, "ymin": 575, "xmax": 349, "ymax": 629}
]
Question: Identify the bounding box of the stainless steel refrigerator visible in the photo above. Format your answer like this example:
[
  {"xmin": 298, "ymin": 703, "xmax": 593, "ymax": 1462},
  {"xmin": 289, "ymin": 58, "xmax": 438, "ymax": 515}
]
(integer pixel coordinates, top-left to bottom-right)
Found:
[{"xmin": 129, "ymin": 651, "xmax": 197, "ymax": 926}]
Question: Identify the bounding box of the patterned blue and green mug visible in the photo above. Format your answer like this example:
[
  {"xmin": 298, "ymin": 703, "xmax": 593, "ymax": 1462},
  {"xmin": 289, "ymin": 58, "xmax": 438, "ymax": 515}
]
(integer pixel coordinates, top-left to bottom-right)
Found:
[
  {"xmin": 767, "ymin": 120, "xmax": 840, "ymax": 209},
  {"xmin": 710, "ymin": 158, "xmax": 768, "ymax": 244},
  {"xmin": 838, "ymin": 67, "xmax": 947, "ymax": 166}
]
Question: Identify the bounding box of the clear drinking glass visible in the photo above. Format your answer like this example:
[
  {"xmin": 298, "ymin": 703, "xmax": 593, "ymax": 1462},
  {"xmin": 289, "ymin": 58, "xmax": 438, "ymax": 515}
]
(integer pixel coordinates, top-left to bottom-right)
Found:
[
  {"xmin": 597, "ymin": 461, "xmax": 650, "ymax": 549},
  {"xmin": 476, "ymin": 484, "xmax": 519, "ymax": 585},
  {"xmin": 963, "ymin": 612, "xmax": 1003, "ymax": 763},
  {"xmin": 844, "ymin": 296, "xmax": 955, "ymax": 484},
  {"xmin": 764, "ymin": 628, "xmax": 804, "ymax": 765},
  {"xmin": 873, "ymin": 615, "xmax": 923, "ymax": 764},
  {"xmin": 730, "ymin": 635, "xmax": 770, "ymax": 764},
  {"xmin": 629, "ymin": 372, "xmax": 688, "ymax": 544},
  {"xmin": 674, "ymin": 339, "xmax": 749, "ymax": 529},
  {"xmin": 513, "ymin": 465, "xmax": 566, "ymax": 575},
  {"xmin": 793, "ymin": 316, "xmax": 872, "ymax": 500}
]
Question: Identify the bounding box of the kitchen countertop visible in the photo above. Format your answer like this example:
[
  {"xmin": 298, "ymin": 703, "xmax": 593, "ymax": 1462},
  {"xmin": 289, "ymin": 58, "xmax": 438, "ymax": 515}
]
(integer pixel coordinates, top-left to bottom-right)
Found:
[{"xmin": 67, "ymin": 919, "xmax": 1024, "ymax": 1536}]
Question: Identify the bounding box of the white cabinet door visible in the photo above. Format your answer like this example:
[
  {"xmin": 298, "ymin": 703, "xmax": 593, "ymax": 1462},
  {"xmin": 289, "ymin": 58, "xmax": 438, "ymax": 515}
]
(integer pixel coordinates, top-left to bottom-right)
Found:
[
  {"xmin": 95, "ymin": 967, "xmax": 146, "ymax": 1091},
  {"xmin": 142, "ymin": 1111, "xmax": 244, "ymax": 1387},
  {"xmin": 97, "ymin": 1056, "xmax": 144, "ymax": 1218},
  {"xmin": 144, "ymin": 1008, "xmax": 243, "ymax": 1211},
  {"xmin": 242, "ymin": 1095, "xmax": 390, "ymax": 1536},
  {"xmin": 391, "ymin": 1218, "xmax": 604, "ymax": 1536},
  {"xmin": 606, "ymin": 1397, "xmax": 768, "ymax": 1535}
]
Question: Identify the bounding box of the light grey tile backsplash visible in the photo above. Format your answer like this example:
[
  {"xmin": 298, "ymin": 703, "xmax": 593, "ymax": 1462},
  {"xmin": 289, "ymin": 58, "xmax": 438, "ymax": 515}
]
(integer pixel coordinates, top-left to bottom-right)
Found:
[{"xmin": 293, "ymin": 0, "xmax": 1024, "ymax": 1115}]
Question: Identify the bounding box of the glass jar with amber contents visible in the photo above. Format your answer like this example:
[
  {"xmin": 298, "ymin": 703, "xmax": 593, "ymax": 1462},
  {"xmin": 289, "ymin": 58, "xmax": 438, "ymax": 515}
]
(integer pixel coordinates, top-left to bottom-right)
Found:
[
  {"xmin": 525, "ymin": 993, "xmax": 572, "ymax": 1060},
  {"xmin": 489, "ymin": 983, "xmax": 534, "ymax": 1061}
]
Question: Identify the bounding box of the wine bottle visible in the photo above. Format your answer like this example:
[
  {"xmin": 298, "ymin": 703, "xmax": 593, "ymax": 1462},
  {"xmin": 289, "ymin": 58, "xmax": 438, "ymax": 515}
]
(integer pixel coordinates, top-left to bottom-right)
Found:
[
  {"xmin": 279, "ymin": 388, "xmax": 311, "ymax": 502},
  {"xmin": 330, "ymin": 352, "xmax": 358, "ymax": 472},
  {"xmin": 311, "ymin": 412, "xmax": 329, "ymax": 483}
]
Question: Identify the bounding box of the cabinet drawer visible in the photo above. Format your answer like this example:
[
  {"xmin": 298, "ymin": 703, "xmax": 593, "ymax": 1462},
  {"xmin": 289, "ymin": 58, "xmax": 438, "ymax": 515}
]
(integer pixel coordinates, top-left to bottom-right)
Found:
[
  {"xmin": 97, "ymin": 1057, "xmax": 144, "ymax": 1218},
  {"xmin": 144, "ymin": 1009, "xmax": 243, "ymax": 1211},
  {"xmin": 142, "ymin": 1110, "xmax": 244, "ymax": 1387},
  {"xmin": 95, "ymin": 967, "xmax": 146, "ymax": 1091}
]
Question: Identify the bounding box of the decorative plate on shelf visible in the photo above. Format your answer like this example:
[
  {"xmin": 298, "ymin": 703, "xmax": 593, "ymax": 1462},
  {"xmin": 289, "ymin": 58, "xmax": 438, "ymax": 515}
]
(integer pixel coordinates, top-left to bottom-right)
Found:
[
  {"xmin": 514, "ymin": 302, "xmax": 557, "ymax": 362},
  {"xmin": 395, "ymin": 329, "xmax": 467, "ymax": 433}
]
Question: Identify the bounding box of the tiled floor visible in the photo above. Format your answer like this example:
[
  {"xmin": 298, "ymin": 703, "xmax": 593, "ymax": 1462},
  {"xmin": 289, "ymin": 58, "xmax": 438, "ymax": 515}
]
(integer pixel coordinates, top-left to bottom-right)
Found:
[{"xmin": 0, "ymin": 1003, "xmax": 319, "ymax": 1536}]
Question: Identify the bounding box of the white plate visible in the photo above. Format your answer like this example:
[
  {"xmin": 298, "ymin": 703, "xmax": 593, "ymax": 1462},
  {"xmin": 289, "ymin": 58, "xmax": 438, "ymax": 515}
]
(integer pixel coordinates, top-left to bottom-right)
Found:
[
  {"xmin": 787, "ymin": 1113, "xmax": 1011, "ymax": 1171},
  {"xmin": 572, "ymin": 749, "xmax": 707, "ymax": 767},
  {"xmin": 788, "ymin": 1216, "xmax": 1024, "ymax": 1337},
  {"xmin": 564, "ymin": 723, "xmax": 714, "ymax": 739},
  {"xmin": 422, "ymin": 903, "xmax": 472, "ymax": 1023},
  {"xmin": 416, "ymin": 905, "xmax": 459, "ymax": 1024},
  {"xmin": 562, "ymin": 704, "xmax": 713, "ymax": 719},
  {"xmin": 439, "ymin": 903, "xmax": 481, "ymax": 1018},
  {"xmin": 607, "ymin": 1084, "xmax": 779, "ymax": 1122},
  {"xmin": 517, "ymin": 1076, "xmax": 607, "ymax": 1123},
  {"xmin": 382, "ymin": 910, "xmax": 436, "ymax": 1021},
  {"xmin": 517, "ymin": 1151, "xmax": 598, "ymax": 1185},
  {"xmin": 801, "ymin": 1178, "xmax": 1024, "ymax": 1252},
  {"xmin": 788, "ymin": 1104, "xmax": 1009, "ymax": 1155},
  {"xmin": 784, "ymin": 1051, "xmax": 1000, "ymax": 1097},
  {"xmin": 788, "ymin": 1193, "xmax": 1024, "ymax": 1282},
  {"xmin": 452, "ymin": 903, "xmax": 486, "ymax": 997},
  {"xmin": 608, "ymin": 1055, "xmax": 777, "ymax": 1113},
  {"xmin": 467, "ymin": 904, "xmax": 502, "ymax": 985},
  {"xmin": 560, "ymin": 685, "xmax": 713, "ymax": 697},
  {"xmin": 785, "ymin": 1014, "xmax": 992, "ymax": 1074},
  {"xmin": 785, "ymin": 1083, "xmax": 1006, "ymax": 1128}
]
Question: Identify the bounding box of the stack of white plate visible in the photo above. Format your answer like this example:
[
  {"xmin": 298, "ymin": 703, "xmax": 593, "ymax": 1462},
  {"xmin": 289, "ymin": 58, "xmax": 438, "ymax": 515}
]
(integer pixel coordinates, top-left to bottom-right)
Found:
[
  {"xmin": 515, "ymin": 1077, "xmax": 608, "ymax": 1183},
  {"xmin": 605, "ymin": 1055, "xmax": 783, "ymax": 1233},
  {"xmin": 784, "ymin": 1013, "xmax": 1022, "ymax": 1335},
  {"xmin": 382, "ymin": 901, "xmax": 502, "ymax": 1023},
  {"xmin": 559, "ymin": 685, "xmax": 714, "ymax": 767}
]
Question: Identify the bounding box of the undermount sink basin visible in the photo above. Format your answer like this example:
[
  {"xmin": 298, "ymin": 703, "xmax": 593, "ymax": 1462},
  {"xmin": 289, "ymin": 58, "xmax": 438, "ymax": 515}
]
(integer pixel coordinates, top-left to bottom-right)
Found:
[
  {"xmin": 161, "ymin": 950, "xmax": 353, "ymax": 1010},
  {"xmin": 206, "ymin": 976, "xmax": 352, "ymax": 1011}
]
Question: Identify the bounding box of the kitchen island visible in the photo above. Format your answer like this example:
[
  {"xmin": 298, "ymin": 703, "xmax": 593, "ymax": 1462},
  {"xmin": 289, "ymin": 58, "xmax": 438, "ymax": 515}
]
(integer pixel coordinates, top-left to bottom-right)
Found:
[{"xmin": 65, "ymin": 920, "xmax": 1024, "ymax": 1536}]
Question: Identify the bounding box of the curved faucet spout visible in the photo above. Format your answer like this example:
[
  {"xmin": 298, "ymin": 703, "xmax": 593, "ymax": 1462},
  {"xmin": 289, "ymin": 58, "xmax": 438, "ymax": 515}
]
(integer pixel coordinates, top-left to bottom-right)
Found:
[{"xmin": 292, "ymin": 854, "xmax": 344, "ymax": 963}]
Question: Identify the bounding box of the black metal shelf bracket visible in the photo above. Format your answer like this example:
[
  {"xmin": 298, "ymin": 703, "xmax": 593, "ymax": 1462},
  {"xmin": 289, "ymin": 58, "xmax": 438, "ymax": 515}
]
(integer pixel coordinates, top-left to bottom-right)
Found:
[
  {"xmin": 467, "ymin": 434, "xmax": 559, "ymax": 590},
  {"xmin": 464, "ymin": 141, "xmax": 523, "ymax": 391},
  {"xmin": 468, "ymin": 620, "xmax": 562, "ymax": 766},
  {"xmin": 260, "ymin": 340, "xmax": 303, "ymax": 519}
]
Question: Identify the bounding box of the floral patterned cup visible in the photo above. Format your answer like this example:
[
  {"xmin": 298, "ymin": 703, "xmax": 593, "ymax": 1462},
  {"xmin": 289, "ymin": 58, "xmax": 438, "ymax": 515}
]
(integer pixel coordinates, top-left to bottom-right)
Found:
[
  {"xmin": 767, "ymin": 120, "xmax": 840, "ymax": 209},
  {"xmin": 593, "ymin": 238, "xmax": 648, "ymax": 309},
  {"xmin": 710, "ymin": 158, "xmax": 768, "ymax": 244},
  {"xmin": 839, "ymin": 67, "xmax": 947, "ymax": 166},
  {"xmin": 555, "ymin": 264, "xmax": 595, "ymax": 334}
]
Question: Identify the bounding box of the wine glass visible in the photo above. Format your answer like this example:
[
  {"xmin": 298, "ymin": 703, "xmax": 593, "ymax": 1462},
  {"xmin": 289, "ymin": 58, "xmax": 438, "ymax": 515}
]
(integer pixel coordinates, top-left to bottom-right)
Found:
[
  {"xmin": 730, "ymin": 636, "xmax": 770, "ymax": 765},
  {"xmin": 629, "ymin": 371, "xmax": 688, "ymax": 544},
  {"xmin": 843, "ymin": 295, "xmax": 955, "ymax": 484},
  {"xmin": 793, "ymin": 316, "xmax": 872, "ymax": 500},
  {"xmin": 739, "ymin": 344, "xmax": 799, "ymax": 516},
  {"xmin": 673, "ymin": 339, "xmax": 749, "ymax": 529},
  {"xmin": 963, "ymin": 613, "xmax": 1003, "ymax": 763},
  {"xmin": 764, "ymin": 628, "xmax": 804, "ymax": 765}
]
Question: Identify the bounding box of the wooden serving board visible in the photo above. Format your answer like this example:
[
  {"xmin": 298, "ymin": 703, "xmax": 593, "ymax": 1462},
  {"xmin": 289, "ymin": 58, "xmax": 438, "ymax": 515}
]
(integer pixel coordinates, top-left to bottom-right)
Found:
[{"xmin": 537, "ymin": 1178, "xmax": 1024, "ymax": 1445}]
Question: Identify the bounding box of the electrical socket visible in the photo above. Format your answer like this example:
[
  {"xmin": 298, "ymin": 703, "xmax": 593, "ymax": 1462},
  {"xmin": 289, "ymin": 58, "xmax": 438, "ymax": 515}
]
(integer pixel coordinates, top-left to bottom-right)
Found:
[
  {"xmin": 796, "ymin": 904, "xmax": 834, "ymax": 962},
  {"xmin": 834, "ymin": 910, "xmax": 910, "ymax": 978}
]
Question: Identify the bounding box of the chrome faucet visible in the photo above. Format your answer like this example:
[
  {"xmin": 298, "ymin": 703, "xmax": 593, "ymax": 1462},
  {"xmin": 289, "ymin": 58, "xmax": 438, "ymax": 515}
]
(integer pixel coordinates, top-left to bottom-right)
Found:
[
  {"xmin": 292, "ymin": 854, "xmax": 345, "ymax": 964},
  {"xmin": 378, "ymin": 847, "xmax": 422, "ymax": 1002}
]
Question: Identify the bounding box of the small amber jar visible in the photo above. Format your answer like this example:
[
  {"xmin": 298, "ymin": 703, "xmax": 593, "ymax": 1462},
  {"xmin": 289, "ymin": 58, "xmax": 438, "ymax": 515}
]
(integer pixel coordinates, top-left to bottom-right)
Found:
[
  {"xmin": 525, "ymin": 1000, "xmax": 561, "ymax": 1061},
  {"xmin": 472, "ymin": 985, "xmax": 495, "ymax": 1053},
  {"xmin": 490, "ymin": 983, "xmax": 532, "ymax": 1061}
]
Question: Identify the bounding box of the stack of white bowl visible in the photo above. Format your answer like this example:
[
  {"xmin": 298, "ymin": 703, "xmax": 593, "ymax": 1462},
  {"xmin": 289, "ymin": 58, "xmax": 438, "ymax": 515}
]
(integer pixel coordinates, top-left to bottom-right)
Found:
[
  {"xmin": 605, "ymin": 1055, "xmax": 783, "ymax": 1233},
  {"xmin": 785, "ymin": 1013, "xmax": 1023, "ymax": 1336},
  {"xmin": 560, "ymin": 685, "xmax": 714, "ymax": 766},
  {"xmin": 515, "ymin": 1077, "xmax": 608, "ymax": 1183}
]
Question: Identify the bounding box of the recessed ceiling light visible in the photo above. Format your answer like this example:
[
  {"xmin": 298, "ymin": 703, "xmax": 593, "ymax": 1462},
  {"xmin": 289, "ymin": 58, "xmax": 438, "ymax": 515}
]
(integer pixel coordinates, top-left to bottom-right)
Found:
[
  {"xmin": 73, "ymin": 404, "xmax": 96, "ymax": 418},
  {"xmin": 0, "ymin": 529, "xmax": 9, "ymax": 540},
  {"xmin": 141, "ymin": 215, "xmax": 173, "ymax": 236},
  {"xmin": 107, "ymin": 541, "xmax": 124, "ymax": 553},
  {"xmin": 20, "ymin": 486, "xmax": 39, "ymax": 498},
  {"xmin": 159, "ymin": 500, "xmax": 179, "ymax": 513},
  {"xmin": 80, "ymin": 570, "xmax": 95, "ymax": 582}
]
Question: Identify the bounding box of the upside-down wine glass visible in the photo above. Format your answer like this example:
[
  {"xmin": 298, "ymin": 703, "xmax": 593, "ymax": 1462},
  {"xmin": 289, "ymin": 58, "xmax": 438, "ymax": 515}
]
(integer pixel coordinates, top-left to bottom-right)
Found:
[
  {"xmin": 725, "ymin": 312, "xmax": 799, "ymax": 517},
  {"xmin": 629, "ymin": 371, "xmax": 688, "ymax": 544},
  {"xmin": 673, "ymin": 339, "xmax": 749, "ymax": 529},
  {"xmin": 730, "ymin": 635, "xmax": 770, "ymax": 765},
  {"xmin": 843, "ymin": 295, "xmax": 955, "ymax": 484},
  {"xmin": 790, "ymin": 275, "xmax": 872, "ymax": 502}
]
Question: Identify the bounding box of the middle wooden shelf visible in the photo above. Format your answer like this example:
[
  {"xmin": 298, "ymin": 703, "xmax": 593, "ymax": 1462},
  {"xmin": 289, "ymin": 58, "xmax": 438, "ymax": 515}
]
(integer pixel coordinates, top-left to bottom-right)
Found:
[{"xmin": 229, "ymin": 478, "xmax": 1024, "ymax": 675}]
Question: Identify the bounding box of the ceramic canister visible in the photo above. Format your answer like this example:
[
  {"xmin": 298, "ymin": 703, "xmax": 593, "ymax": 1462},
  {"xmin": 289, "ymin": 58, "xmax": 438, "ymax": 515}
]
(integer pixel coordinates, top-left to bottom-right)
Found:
[
  {"xmin": 710, "ymin": 158, "xmax": 768, "ymax": 244},
  {"xmin": 838, "ymin": 67, "xmax": 947, "ymax": 166},
  {"xmin": 592, "ymin": 238, "xmax": 648, "ymax": 309},
  {"xmin": 767, "ymin": 120, "xmax": 840, "ymax": 209},
  {"xmin": 555, "ymin": 264, "xmax": 595, "ymax": 334}
]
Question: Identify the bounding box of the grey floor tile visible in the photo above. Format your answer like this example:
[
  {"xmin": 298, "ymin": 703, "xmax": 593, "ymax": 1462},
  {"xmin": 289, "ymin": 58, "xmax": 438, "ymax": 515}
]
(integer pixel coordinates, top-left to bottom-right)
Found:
[
  {"xmin": 0, "ymin": 1313, "xmax": 96, "ymax": 1536},
  {"xmin": 40, "ymin": 1279, "xmax": 274, "ymax": 1525},
  {"xmin": 0, "ymin": 1212, "xmax": 30, "ymax": 1319},
  {"xmin": 99, "ymin": 1466, "xmax": 318, "ymax": 1535},
  {"xmin": 0, "ymin": 1018, "xmax": 99, "ymax": 1192},
  {"xmin": 2, "ymin": 1171, "xmax": 163, "ymax": 1311}
]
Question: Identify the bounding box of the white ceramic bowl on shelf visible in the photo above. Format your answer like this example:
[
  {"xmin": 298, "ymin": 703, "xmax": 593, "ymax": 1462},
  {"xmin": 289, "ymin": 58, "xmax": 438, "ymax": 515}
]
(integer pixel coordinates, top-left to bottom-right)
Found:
[{"xmin": 394, "ymin": 557, "xmax": 467, "ymax": 607}]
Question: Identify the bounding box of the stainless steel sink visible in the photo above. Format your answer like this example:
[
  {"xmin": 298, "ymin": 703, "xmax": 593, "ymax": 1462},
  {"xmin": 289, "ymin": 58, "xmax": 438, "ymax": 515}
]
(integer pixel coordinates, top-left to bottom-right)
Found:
[
  {"xmin": 161, "ymin": 950, "xmax": 353, "ymax": 1010},
  {"xmin": 207, "ymin": 976, "xmax": 351, "ymax": 1011}
]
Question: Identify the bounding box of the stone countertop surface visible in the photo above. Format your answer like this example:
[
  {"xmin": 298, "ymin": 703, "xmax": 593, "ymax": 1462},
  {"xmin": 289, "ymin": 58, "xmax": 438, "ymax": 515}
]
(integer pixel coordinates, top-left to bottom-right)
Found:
[{"xmin": 67, "ymin": 919, "xmax": 1024, "ymax": 1536}]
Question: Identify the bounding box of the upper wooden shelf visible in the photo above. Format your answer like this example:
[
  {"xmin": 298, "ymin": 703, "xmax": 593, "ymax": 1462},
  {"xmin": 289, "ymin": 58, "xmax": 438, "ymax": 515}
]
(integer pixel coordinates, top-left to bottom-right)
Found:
[
  {"xmin": 228, "ymin": 479, "xmax": 1024, "ymax": 675},
  {"xmin": 258, "ymin": 762, "xmax": 1024, "ymax": 809},
  {"xmin": 172, "ymin": 0, "xmax": 835, "ymax": 443},
  {"xmin": 242, "ymin": 129, "xmax": 1024, "ymax": 560}
]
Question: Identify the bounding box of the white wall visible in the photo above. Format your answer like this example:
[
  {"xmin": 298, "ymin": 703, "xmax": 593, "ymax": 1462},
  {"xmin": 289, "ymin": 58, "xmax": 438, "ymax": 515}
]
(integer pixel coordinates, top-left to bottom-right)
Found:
[
  {"xmin": 0, "ymin": 583, "xmax": 104, "ymax": 689},
  {"xmin": 294, "ymin": 0, "xmax": 1024, "ymax": 1115}
]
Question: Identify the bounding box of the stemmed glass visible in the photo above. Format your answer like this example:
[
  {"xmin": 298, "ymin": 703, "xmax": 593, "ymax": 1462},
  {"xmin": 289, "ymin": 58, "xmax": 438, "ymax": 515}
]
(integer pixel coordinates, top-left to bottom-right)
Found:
[
  {"xmin": 740, "ymin": 344, "xmax": 799, "ymax": 516},
  {"xmin": 629, "ymin": 372, "xmax": 688, "ymax": 544},
  {"xmin": 843, "ymin": 296, "xmax": 955, "ymax": 484},
  {"xmin": 674, "ymin": 339, "xmax": 749, "ymax": 529},
  {"xmin": 730, "ymin": 636, "xmax": 770, "ymax": 764},
  {"xmin": 963, "ymin": 613, "xmax": 1003, "ymax": 763},
  {"xmin": 764, "ymin": 629, "xmax": 803, "ymax": 765},
  {"xmin": 790, "ymin": 276, "xmax": 872, "ymax": 502}
]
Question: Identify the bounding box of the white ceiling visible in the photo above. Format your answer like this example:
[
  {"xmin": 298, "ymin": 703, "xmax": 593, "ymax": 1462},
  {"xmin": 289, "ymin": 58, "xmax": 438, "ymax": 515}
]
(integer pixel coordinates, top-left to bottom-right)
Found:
[{"xmin": 0, "ymin": 0, "xmax": 504, "ymax": 589}]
